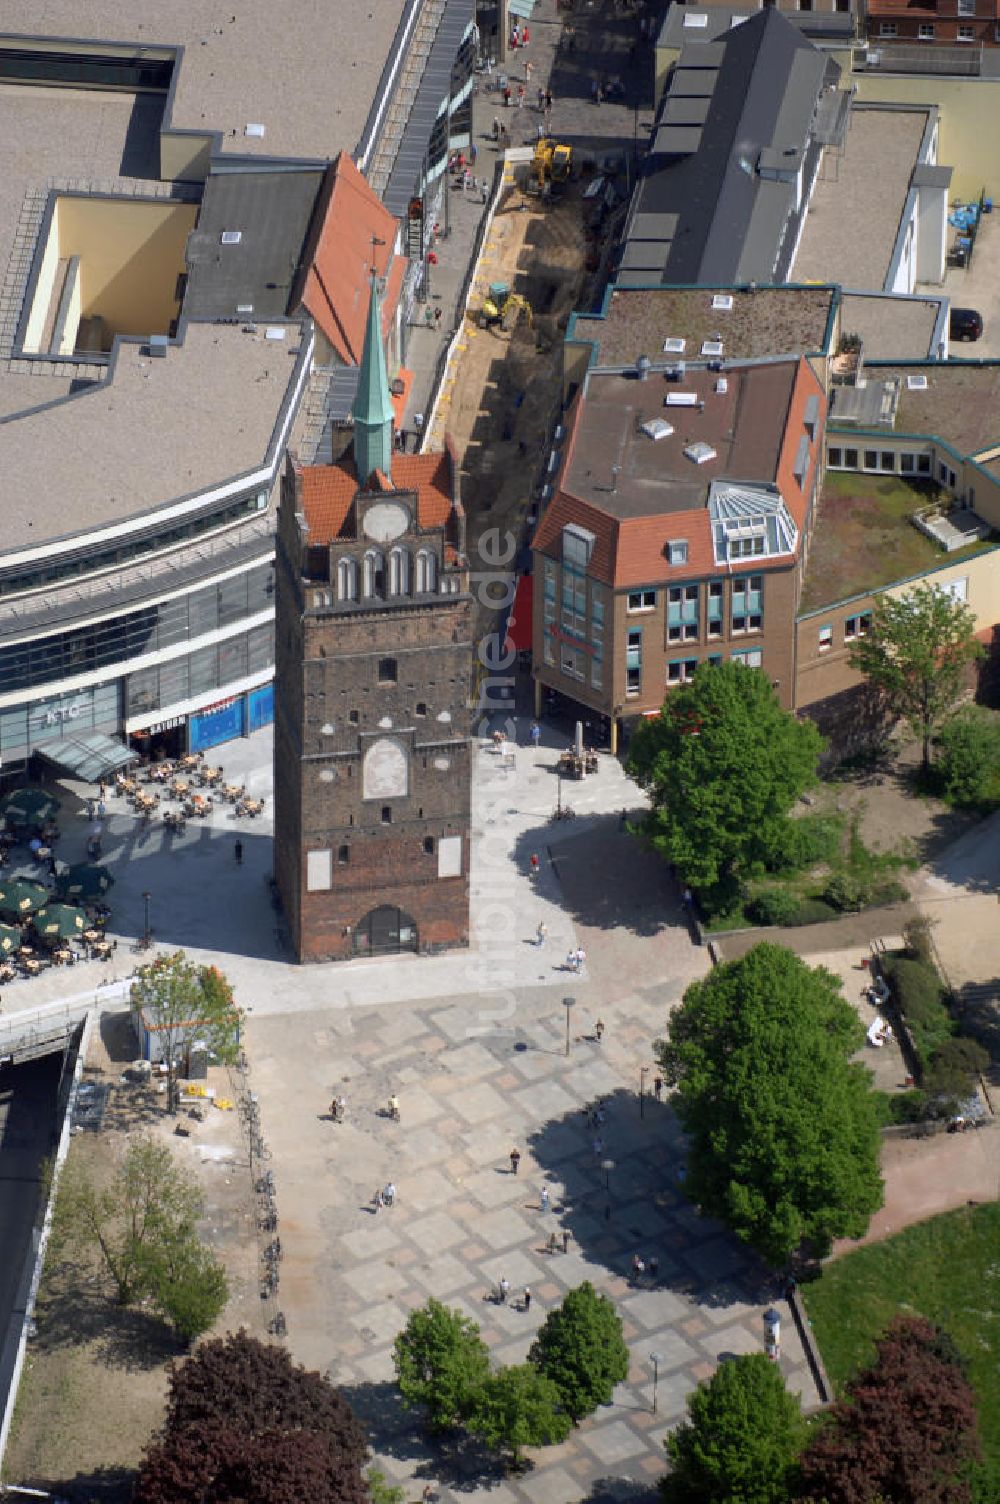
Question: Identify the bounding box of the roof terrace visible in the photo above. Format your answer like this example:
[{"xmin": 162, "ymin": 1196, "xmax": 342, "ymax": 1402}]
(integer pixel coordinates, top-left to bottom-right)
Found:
[{"xmin": 800, "ymin": 471, "xmax": 996, "ymax": 611}]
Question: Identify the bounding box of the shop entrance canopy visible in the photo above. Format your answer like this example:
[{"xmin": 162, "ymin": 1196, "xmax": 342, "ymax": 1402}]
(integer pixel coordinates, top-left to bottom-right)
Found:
[{"xmin": 36, "ymin": 732, "xmax": 138, "ymax": 783}]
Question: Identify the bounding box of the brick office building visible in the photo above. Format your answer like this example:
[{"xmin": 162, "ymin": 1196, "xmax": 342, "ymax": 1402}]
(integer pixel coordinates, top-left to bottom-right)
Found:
[
  {"xmin": 274, "ymin": 279, "xmax": 472, "ymax": 962},
  {"xmin": 532, "ymin": 355, "xmax": 827, "ymax": 752}
]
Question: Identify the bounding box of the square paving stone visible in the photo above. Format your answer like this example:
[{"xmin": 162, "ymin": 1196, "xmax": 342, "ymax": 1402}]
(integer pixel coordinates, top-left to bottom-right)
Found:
[
  {"xmin": 463, "ymin": 1166, "xmax": 536, "ymax": 1209},
  {"xmin": 442, "ymin": 1041, "xmax": 506, "ymax": 1078},
  {"xmin": 511, "ymin": 1083, "xmax": 581, "ymax": 1125},
  {"xmin": 520, "ymin": 1465, "xmax": 588, "ymax": 1504},
  {"xmin": 394, "ymin": 1084, "xmax": 446, "ymax": 1128},
  {"xmin": 410, "ymin": 1252, "xmax": 477, "ymax": 1297},
  {"xmin": 465, "ymin": 1204, "xmax": 536, "ymax": 1251},
  {"xmin": 406, "ymin": 1210, "xmax": 468, "ymax": 1254},
  {"xmin": 701, "ymin": 1322, "xmax": 765, "ymax": 1362},
  {"xmin": 403, "ymin": 1169, "xmax": 457, "ymax": 1213},
  {"xmin": 343, "ymin": 1262, "xmax": 407, "ymax": 1301},
  {"xmin": 353, "ymin": 1346, "xmax": 397, "ymax": 1383},
  {"xmin": 579, "ymin": 1420, "xmax": 649, "ymax": 1465},
  {"xmin": 680, "ymin": 1235, "xmax": 750, "ymax": 1282},
  {"xmin": 350, "ymin": 1299, "xmax": 405, "ymax": 1344},
  {"xmin": 620, "ymin": 1288, "xmax": 691, "ymax": 1327},
  {"xmin": 450, "ymin": 1080, "xmax": 511, "ymax": 1125},
  {"xmin": 341, "ymin": 1223, "xmax": 401, "ymax": 1259},
  {"xmin": 634, "ymin": 1328, "xmax": 701, "ymax": 1372}
]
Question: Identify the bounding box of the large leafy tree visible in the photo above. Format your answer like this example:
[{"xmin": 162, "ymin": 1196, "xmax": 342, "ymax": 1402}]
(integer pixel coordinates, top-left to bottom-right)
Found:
[
  {"xmin": 658, "ymin": 942, "xmax": 883, "ymax": 1264},
  {"xmin": 849, "ymin": 583, "xmax": 983, "ymax": 774},
  {"xmin": 135, "ymin": 1332, "xmax": 369, "ymax": 1504},
  {"xmin": 131, "ymin": 952, "xmax": 242, "ymax": 1112},
  {"xmin": 393, "ymin": 1298, "xmax": 491, "ymax": 1432},
  {"xmin": 467, "ymin": 1364, "xmax": 571, "ymax": 1468},
  {"xmin": 50, "ymin": 1134, "xmax": 226, "ymax": 1337},
  {"xmin": 799, "ymin": 1317, "xmax": 982, "ymax": 1504},
  {"xmin": 662, "ymin": 1353, "xmax": 806, "ymax": 1504},
  {"xmin": 628, "ymin": 662, "xmax": 823, "ymax": 892},
  {"xmin": 529, "ymin": 1281, "xmax": 628, "ymax": 1421}
]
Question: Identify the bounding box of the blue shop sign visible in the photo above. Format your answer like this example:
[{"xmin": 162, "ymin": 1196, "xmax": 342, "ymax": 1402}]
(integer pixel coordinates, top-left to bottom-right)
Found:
[{"xmin": 247, "ymin": 683, "xmax": 274, "ymax": 733}]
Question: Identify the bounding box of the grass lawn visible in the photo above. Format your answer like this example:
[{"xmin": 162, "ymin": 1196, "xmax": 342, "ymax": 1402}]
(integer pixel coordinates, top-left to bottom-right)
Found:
[{"xmin": 803, "ymin": 1203, "xmax": 1000, "ymax": 1485}]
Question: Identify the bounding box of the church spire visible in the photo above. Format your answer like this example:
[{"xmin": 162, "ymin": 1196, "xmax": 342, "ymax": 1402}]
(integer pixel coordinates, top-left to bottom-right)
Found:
[{"xmin": 352, "ymin": 260, "xmax": 394, "ymax": 486}]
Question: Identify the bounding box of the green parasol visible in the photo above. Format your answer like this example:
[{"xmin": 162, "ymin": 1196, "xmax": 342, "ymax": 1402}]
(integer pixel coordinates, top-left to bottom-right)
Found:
[{"xmin": 32, "ymin": 903, "xmax": 87, "ymax": 942}]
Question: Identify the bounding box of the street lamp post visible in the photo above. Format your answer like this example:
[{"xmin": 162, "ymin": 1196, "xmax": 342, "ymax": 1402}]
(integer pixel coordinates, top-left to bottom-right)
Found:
[
  {"xmin": 142, "ymin": 890, "xmax": 152, "ymax": 949},
  {"xmin": 639, "ymin": 1064, "xmax": 649, "ymax": 1119},
  {"xmin": 649, "ymin": 1351, "xmax": 663, "ymax": 1414},
  {"xmin": 563, "ymin": 995, "xmax": 576, "ymax": 1057}
]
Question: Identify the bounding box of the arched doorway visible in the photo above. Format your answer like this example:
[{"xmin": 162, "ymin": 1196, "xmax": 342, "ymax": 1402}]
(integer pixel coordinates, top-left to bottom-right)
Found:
[{"xmin": 354, "ymin": 905, "xmax": 418, "ymax": 956}]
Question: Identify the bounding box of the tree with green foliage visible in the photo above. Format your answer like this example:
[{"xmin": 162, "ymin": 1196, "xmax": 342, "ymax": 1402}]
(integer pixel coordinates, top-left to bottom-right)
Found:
[
  {"xmin": 467, "ymin": 1364, "xmax": 570, "ymax": 1468},
  {"xmin": 658, "ymin": 943, "xmax": 883, "ymax": 1264},
  {"xmin": 393, "ymin": 1298, "xmax": 491, "ymax": 1432},
  {"xmin": 628, "ymin": 662, "xmax": 823, "ymax": 896},
  {"xmin": 935, "ymin": 705, "xmax": 1000, "ymax": 809},
  {"xmin": 799, "ymin": 1316, "xmax": 982, "ymax": 1504},
  {"xmin": 131, "ymin": 951, "xmax": 242, "ymax": 1112},
  {"xmin": 849, "ymin": 584, "xmax": 983, "ymax": 774},
  {"xmin": 50, "ymin": 1135, "xmax": 227, "ymax": 1337},
  {"xmin": 529, "ymin": 1281, "xmax": 628, "ymax": 1421},
  {"xmin": 662, "ymin": 1353, "xmax": 806, "ymax": 1504}
]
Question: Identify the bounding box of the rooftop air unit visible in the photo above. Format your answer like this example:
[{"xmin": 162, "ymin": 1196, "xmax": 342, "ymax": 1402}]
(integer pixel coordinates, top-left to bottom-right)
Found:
[{"xmin": 637, "ymin": 355, "xmax": 651, "ymax": 380}]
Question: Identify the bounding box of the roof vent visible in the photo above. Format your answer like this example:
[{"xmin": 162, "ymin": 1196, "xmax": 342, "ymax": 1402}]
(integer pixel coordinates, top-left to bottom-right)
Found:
[
  {"xmin": 666, "ymin": 391, "xmax": 698, "ymax": 407},
  {"xmin": 148, "ymin": 334, "xmax": 169, "ymax": 359},
  {"xmin": 663, "ymin": 337, "xmax": 687, "ymax": 354},
  {"xmin": 237, "ymin": 303, "xmax": 254, "ymax": 314},
  {"xmin": 245, "ymin": 122, "xmax": 266, "ymax": 138},
  {"xmin": 701, "ymin": 340, "xmax": 724, "ymax": 357},
  {"xmin": 265, "ymin": 326, "xmax": 287, "ymax": 341},
  {"xmin": 637, "ymin": 354, "xmax": 652, "ymax": 380},
  {"xmin": 711, "ymin": 294, "xmax": 734, "ymax": 311},
  {"xmin": 907, "ymin": 374, "xmax": 929, "ymax": 390},
  {"xmin": 683, "ymin": 11, "xmax": 709, "ymax": 25},
  {"xmin": 684, "ymin": 441, "xmax": 717, "ymax": 465},
  {"xmin": 220, "ymin": 230, "xmax": 242, "ymax": 245},
  {"xmin": 641, "ymin": 417, "xmax": 675, "ymax": 441},
  {"xmin": 716, "ymin": 376, "xmax": 728, "ymax": 394}
]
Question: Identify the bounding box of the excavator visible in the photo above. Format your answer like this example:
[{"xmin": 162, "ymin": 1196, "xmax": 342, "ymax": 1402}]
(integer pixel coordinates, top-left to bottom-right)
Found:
[
  {"xmin": 533, "ymin": 138, "xmax": 573, "ymax": 188},
  {"xmin": 479, "ymin": 283, "xmax": 533, "ymax": 333}
]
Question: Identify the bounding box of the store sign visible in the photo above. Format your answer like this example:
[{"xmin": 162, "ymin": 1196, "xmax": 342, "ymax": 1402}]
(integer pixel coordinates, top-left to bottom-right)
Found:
[
  {"xmin": 44, "ymin": 701, "xmax": 85, "ymax": 726},
  {"xmin": 145, "ymin": 716, "xmax": 184, "ymax": 735}
]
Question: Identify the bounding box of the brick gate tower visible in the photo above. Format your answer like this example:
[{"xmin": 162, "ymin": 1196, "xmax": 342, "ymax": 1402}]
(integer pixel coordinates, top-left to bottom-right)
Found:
[{"xmin": 273, "ymin": 277, "xmax": 472, "ymax": 962}]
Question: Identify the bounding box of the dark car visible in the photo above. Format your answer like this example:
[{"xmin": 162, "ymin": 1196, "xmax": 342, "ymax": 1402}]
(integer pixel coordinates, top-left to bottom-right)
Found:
[{"xmin": 950, "ymin": 307, "xmax": 984, "ymax": 342}]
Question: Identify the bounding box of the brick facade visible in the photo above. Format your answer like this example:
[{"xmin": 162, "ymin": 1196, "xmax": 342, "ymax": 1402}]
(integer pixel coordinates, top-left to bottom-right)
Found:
[{"xmin": 274, "ymin": 459, "xmax": 473, "ymax": 963}]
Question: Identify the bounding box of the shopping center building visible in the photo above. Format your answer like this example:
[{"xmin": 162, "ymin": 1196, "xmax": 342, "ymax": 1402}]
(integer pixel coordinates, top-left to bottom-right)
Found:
[{"xmin": 0, "ymin": 0, "xmax": 474, "ymax": 782}]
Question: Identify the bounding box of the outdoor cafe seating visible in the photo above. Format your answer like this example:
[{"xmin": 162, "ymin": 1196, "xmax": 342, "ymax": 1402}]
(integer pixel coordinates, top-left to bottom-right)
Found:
[
  {"xmin": 235, "ymin": 796, "xmax": 264, "ymax": 818},
  {"xmin": 198, "ymin": 766, "xmax": 223, "ymax": 786}
]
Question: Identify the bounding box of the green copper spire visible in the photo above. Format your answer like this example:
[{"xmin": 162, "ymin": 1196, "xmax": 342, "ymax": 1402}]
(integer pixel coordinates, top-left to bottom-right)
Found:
[{"xmin": 352, "ymin": 272, "xmax": 394, "ymax": 484}]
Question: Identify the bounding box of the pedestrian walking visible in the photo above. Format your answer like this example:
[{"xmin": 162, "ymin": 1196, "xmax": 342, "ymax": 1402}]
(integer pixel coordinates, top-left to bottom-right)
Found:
[
  {"xmin": 235, "ymin": 839, "xmax": 243, "ymax": 866},
  {"xmin": 535, "ymin": 921, "xmax": 548, "ymax": 948},
  {"xmin": 545, "ymin": 87, "xmax": 553, "ymax": 113},
  {"xmin": 547, "ymin": 1231, "xmax": 560, "ymax": 1253},
  {"xmin": 537, "ymin": 85, "xmax": 545, "ymax": 110},
  {"xmin": 525, "ymin": 58, "xmax": 533, "ymax": 82},
  {"xmin": 595, "ymin": 1018, "xmax": 605, "ymax": 1043},
  {"xmin": 516, "ymin": 84, "xmax": 525, "ymax": 108},
  {"xmin": 509, "ymin": 1147, "xmax": 521, "ymax": 1175},
  {"xmin": 562, "ymin": 1228, "xmax": 571, "ymax": 1254},
  {"xmin": 499, "ymin": 1274, "xmax": 510, "ymax": 1303},
  {"xmin": 522, "ymin": 24, "xmax": 530, "ymax": 45},
  {"xmin": 536, "ymin": 121, "xmax": 545, "ymax": 143},
  {"xmin": 470, "ymin": 141, "xmax": 478, "ymax": 165},
  {"xmin": 373, "ymin": 1187, "xmax": 384, "ymax": 1212},
  {"xmin": 503, "ymin": 83, "xmax": 511, "ymax": 107},
  {"xmin": 593, "ymin": 1135, "xmax": 603, "ymax": 1158},
  {"xmin": 540, "ymin": 1184, "xmax": 550, "ymax": 1213},
  {"xmin": 492, "ymin": 114, "xmax": 500, "ymax": 140},
  {"xmin": 529, "ymin": 852, "xmax": 540, "ymax": 879},
  {"xmin": 632, "ymin": 1253, "xmax": 646, "ymax": 1280},
  {"xmin": 523, "ymin": 1287, "xmax": 532, "ymax": 1312},
  {"xmin": 654, "ymin": 1075, "xmax": 663, "ymax": 1101},
  {"xmin": 575, "ymin": 946, "xmax": 587, "ymax": 972},
  {"xmin": 649, "ymin": 1254, "xmax": 659, "ymax": 1280},
  {"xmin": 383, "ymin": 1181, "xmax": 396, "ymax": 1207},
  {"xmin": 530, "ymin": 721, "xmax": 541, "ymax": 749}
]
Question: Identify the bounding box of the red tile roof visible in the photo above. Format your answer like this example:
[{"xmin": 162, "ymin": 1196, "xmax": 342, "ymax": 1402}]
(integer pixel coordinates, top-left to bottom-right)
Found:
[
  {"xmin": 300, "ymin": 153, "xmax": 405, "ymax": 366},
  {"xmin": 534, "ymin": 357, "xmax": 825, "ymax": 589},
  {"xmin": 299, "ymin": 451, "xmax": 454, "ymax": 545}
]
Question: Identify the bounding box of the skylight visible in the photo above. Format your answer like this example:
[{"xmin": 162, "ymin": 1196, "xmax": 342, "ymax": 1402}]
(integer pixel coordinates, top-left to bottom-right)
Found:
[
  {"xmin": 663, "ymin": 337, "xmax": 687, "ymax": 354},
  {"xmin": 220, "ymin": 230, "xmax": 242, "ymax": 245},
  {"xmin": 906, "ymin": 374, "xmax": 928, "ymax": 390},
  {"xmin": 684, "ymin": 442, "xmax": 717, "ymax": 465},
  {"xmin": 665, "ymin": 392, "xmax": 698, "ymax": 407},
  {"xmin": 701, "ymin": 340, "xmax": 724, "ymax": 357},
  {"xmin": 641, "ymin": 418, "xmax": 675, "ymax": 441},
  {"xmin": 711, "ymin": 294, "xmax": 734, "ymax": 311}
]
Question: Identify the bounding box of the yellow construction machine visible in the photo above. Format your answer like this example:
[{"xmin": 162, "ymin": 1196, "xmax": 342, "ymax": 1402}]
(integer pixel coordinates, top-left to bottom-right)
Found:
[
  {"xmin": 479, "ymin": 284, "xmax": 533, "ymax": 332},
  {"xmin": 534, "ymin": 138, "xmax": 573, "ymax": 187}
]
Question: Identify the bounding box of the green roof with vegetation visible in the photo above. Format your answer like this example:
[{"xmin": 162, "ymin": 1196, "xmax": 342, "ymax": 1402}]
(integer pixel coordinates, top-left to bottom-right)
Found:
[{"xmin": 800, "ymin": 473, "xmax": 996, "ymax": 614}]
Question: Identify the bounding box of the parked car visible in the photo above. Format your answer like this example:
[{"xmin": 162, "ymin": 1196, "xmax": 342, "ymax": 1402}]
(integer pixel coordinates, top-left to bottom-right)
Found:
[{"xmin": 950, "ymin": 307, "xmax": 984, "ymax": 342}]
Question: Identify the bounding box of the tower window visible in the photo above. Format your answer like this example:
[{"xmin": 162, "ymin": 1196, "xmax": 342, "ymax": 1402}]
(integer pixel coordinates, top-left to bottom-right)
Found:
[
  {"xmin": 423, "ymin": 836, "xmax": 435, "ymax": 855},
  {"xmin": 378, "ymin": 657, "xmax": 397, "ymax": 684},
  {"xmin": 338, "ymin": 845, "xmax": 350, "ymax": 864},
  {"xmin": 349, "ymin": 710, "xmax": 359, "ymax": 725},
  {"xmin": 381, "ymin": 805, "xmax": 392, "ymax": 824},
  {"xmin": 416, "ymin": 701, "xmax": 427, "ymax": 716}
]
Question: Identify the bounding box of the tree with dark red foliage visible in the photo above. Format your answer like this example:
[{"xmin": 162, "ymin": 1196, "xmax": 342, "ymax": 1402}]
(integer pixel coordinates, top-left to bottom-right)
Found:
[
  {"xmin": 799, "ymin": 1316, "xmax": 982, "ymax": 1504},
  {"xmin": 134, "ymin": 1332, "xmax": 370, "ymax": 1504}
]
